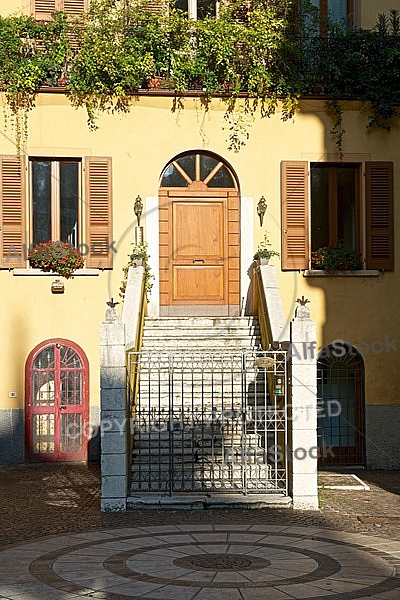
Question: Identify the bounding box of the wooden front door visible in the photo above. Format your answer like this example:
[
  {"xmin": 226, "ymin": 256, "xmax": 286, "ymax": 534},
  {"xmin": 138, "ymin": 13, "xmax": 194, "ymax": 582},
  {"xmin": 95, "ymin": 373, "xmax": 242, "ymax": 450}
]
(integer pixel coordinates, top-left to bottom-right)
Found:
[
  {"xmin": 159, "ymin": 152, "xmax": 240, "ymax": 314},
  {"xmin": 171, "ymin": 193, "xmax": 227, "ymax": 305},
  {"xmin": 25, "ymin": 340, "xmax": 89, "ymax": 462}
]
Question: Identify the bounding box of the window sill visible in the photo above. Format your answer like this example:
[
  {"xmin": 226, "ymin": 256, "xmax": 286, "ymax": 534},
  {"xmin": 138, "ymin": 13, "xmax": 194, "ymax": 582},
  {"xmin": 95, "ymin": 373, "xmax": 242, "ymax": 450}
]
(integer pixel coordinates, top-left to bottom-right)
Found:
[
  {"xmin": 303, "ymin": 269, "xmax": 380, "ymax": 277},
  {"xmin": 12, "ymin": 269, "xmax": 99, "ymax": 276}
]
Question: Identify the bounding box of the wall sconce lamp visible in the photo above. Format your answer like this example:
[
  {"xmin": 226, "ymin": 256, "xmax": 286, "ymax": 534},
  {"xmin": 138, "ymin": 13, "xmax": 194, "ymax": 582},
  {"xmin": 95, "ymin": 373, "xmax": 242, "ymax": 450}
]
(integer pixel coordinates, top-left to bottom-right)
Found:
[
  {"xmin": 133, "ymin": 195, "xmax": 143, "ymax": 227},
  {"xmin": 257, "ymin": 196, "xmax": 267, "ymax": 227},
  {"xmin": 134, "ymin": 196, "xmax": 144, "ymax": 244}
]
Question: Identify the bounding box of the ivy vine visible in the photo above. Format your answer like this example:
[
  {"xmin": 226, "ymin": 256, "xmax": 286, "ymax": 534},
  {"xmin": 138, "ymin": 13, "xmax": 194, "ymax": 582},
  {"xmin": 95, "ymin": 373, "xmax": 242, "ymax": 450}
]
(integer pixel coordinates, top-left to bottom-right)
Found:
[{"xmin": 1, "ymin": 1, "xmax": 400, "ymax": 153}]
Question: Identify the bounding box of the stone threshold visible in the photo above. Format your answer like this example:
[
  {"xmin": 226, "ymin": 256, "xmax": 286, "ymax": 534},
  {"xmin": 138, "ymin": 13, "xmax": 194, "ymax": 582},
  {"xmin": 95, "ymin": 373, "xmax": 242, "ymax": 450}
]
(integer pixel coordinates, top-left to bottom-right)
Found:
[{"xmin": 127, "ymin": 493, "xmax": 292, "ymax": 510}]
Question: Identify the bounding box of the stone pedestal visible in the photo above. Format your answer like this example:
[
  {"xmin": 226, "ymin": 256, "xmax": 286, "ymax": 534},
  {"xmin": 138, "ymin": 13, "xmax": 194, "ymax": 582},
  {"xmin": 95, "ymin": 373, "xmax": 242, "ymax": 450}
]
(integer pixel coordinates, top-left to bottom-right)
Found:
[
  {"xmin": 100, "ymin": 306, "xmax": 128, "ymax": 511},
  {"xmin": 289, "ymin": 303, "xmax": 319, "ymax": 510}
]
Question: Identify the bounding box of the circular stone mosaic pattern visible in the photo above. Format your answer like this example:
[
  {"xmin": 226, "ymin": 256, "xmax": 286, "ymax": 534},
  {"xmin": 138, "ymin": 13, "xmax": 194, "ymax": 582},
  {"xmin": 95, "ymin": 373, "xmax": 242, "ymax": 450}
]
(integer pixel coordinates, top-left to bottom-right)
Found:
[
  {"xmin": 174, "ymin": 552, "xmax": 270, "ymax": 570},
  {"xmin": 1, "ymin": 525, "xmax": 400, "ymax": 600}
]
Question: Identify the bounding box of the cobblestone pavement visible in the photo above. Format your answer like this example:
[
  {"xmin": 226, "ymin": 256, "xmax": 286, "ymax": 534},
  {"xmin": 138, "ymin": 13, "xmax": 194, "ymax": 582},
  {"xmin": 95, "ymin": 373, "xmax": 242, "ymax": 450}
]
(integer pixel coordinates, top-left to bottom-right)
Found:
[{"xmin": 0, "ymin": 464, "xmax": 400, "ymax": 599}]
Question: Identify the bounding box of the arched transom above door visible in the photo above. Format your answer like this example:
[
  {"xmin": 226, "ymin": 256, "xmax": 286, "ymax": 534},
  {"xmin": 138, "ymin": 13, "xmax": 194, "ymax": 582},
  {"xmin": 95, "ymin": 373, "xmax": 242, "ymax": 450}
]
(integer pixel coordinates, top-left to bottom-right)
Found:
[
  {"xmin": 159, "ymin": 152, "xmax": 240, "ymax": 316},
  {"xmin": 161, "ymin": 152, "xmax": 237, "ymax": 191}
]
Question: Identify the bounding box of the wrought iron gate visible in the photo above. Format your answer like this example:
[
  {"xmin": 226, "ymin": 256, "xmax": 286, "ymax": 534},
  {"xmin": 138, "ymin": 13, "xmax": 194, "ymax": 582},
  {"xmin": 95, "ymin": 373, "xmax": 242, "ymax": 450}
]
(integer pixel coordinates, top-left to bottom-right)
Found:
[{"xmin": 128, "ymin": 349, "xmax": 288, "ymax": 495}]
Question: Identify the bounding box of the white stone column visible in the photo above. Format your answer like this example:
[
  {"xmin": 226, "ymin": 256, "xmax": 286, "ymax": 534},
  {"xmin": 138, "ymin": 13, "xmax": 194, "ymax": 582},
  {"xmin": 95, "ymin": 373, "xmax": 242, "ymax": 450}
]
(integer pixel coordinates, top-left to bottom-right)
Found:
[
  {"xmin": 289, "ymin": 300, "xmax": 319, "ymax": 510},
  {"xmin": 100, "ymin": 305, "xmax": 128, "ymax": 511}
]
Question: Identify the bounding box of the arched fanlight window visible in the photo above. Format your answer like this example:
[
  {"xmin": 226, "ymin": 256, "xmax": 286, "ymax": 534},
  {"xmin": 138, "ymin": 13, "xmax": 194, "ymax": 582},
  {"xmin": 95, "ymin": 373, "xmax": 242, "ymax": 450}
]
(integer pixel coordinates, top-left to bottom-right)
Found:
[{"xmin": 160, "ymin": 152, "xmax": 236, "ymax": 189}]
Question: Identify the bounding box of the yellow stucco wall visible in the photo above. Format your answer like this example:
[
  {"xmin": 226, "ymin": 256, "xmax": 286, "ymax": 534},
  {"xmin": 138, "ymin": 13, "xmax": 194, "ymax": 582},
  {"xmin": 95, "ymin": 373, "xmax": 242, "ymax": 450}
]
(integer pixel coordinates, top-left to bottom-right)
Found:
[
  {"xmin": 0, "ymin": 91, "xmax": 399, "ymax": 416},
  {"xmin": 361, "ymin": 1, "xmax": 400, "ymax": 28}
]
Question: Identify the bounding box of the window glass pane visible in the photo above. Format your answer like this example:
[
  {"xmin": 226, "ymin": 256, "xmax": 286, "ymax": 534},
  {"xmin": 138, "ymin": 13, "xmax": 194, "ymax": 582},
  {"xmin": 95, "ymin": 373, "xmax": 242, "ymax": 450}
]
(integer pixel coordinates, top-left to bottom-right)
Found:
[
  {"xmin": 208, "ymin": 165, "xmax": 235, "ymax": 188},
  {"xmin": 32, "ymin": 162, "xmax": 51, "ymax": 244},
  {"xmin": 328, "ymin": 0, "xmax": 347, "ymax": 26},
  {"xmin": 177, "ymin": 155, "xmax": 195, "ymax": 181},
  {"xmin": 33, "ymin": 346, "xmax": 55, "ymax": 370},
  {"xmin": 337, "ymin": 166, "xmax": 356, "ymax": 250},
  {"xmin": 161, "ymin": 164, "xmax": 189, "ymax": 187},
  {"xmin": 174, "ymin": 0, "xmax": 188, "ymax": 13},
  {"xmin": 302, "ymin": 0, "xmax": 320, "ymax": 37},
  {"xmin": 311, "ymin": 166, "xmax": 330, "ymax": 250},
  {"xmin": 197, "ymin": 0, "xmax": 216, "ymax": 19},
  {"xmin": 33, "ymin": 414, "xmax": 55, "ymax": 454},
  {"xmin": 200, "ymin": 155, "xmax": 218, "ymax": 181},
  {"xmin": 60, "ymin": 162, "xmax": 79, "ymax": 246}
]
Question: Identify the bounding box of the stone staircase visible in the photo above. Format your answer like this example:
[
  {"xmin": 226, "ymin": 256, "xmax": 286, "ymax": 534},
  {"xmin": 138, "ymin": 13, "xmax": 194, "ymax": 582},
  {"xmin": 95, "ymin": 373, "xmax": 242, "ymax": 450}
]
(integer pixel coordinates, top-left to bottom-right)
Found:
[{"xmin": 128, "ymin": 316, "xmax": 285, "ymax": 501}]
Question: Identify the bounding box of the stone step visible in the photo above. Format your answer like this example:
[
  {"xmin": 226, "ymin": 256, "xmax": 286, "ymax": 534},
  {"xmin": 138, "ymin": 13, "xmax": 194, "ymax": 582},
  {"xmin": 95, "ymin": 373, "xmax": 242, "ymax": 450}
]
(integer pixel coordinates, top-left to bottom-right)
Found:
[
  {"xmin": 143, "ymin": 316, "xmax": 259, "ymax": 328},
  {"xmin": 143, "ymin": 323, "xmax": 260, "ymax": 333},
  {"xmin": 139, "ymin": 386, "xmax": 268, "ymax": 396},
  {"xmin": 127, "ymin": 494, "xmax": 292, "ymax": 509},
  {"xmin": 141, "ymin": 338, "xmax": 261, "ymax": 350},
  {"xmin": 133, "ymin": 432, "xmax": 261, "ymax": 447},
  {"xmin": 131, "ymin": 451, "xmax": 267, "ymax": 463},
  {"xmin": 130, "ymin": 463, "xmax": 272, "ymax": 488}
]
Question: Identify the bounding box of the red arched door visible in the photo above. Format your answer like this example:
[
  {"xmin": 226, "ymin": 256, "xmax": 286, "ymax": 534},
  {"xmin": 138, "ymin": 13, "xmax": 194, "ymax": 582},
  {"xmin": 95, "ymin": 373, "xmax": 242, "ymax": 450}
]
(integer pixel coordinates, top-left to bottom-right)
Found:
[{"xmin": 25, "ymin": 340, "xmax": 89, "ymax": 462}]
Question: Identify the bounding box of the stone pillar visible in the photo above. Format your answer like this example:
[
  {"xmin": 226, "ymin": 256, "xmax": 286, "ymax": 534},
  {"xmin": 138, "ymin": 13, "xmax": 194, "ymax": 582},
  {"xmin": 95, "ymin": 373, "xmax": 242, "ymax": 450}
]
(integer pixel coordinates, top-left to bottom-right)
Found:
[
  {"xmin": 289, "ymin": 299, "xmax": 319, "ymax": 510},
  {"xmin": 100, "ymin": 304, "xmax": 128, "ymax": 511}
]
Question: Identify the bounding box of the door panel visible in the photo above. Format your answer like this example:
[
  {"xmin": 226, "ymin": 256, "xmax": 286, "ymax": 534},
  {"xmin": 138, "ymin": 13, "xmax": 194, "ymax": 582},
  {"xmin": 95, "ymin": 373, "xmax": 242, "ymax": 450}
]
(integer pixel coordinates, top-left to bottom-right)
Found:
[
  {"xmin": 26, "ymin": 340, "xmax": 89, "ymax": 462},
  {"xmin": 171, "ymin": 198, "xmax": 227, "ymax": 305},
  {"xmin": 173, "ymin": 201, "xmax": 224, "ymax": 259},
  {"xmin": 173, "ymin": 266, "xmax": 224, "ymax": 302}
]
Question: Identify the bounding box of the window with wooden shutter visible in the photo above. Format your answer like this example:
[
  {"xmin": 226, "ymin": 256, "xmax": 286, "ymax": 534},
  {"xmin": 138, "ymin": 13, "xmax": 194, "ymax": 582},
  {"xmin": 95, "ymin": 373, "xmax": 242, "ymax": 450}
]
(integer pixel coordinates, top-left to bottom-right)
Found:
[
  {"xmin": 0, "ymin": 156, "xmax": 26, "ymax": 269},
  {"xmin": 365, "ymin": 162, "xmax": 394, "ymax": 271},
  {"xmin": 281, "ymin": 161, "xmax": 309, "ymax": 270},
  {"xmin": 174, "ymin": 0, "xmax": 218, "ymax": 19},
  {"xmin": 64, "ymin": 0, "xmax": 86, "ymax": 15},
  {"xmin": 30, "ymin": 158, "xmax": 80, "ymax": 247},
  {"xmin": 146, "ymin": 0, "xmax": 166, "ymax": 15},
  {"xmin": 85, "ymin": 157, "xmax": 113, "ymax": 269},
  {"xmin": 32, "ymin": 0, "xmax": 87, "ymax": 20}
]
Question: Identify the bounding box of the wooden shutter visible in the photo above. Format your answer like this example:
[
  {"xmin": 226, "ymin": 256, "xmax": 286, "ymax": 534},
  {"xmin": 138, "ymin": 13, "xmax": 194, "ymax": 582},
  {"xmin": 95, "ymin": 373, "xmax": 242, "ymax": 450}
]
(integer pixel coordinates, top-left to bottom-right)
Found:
[
  {"xmin": 145, "ymin": 0, "xmax": 165, "ymax": 14},
  {"xmin": 281, "ymin": 161, "xmax": 309, "ymax": 270},
  {"xmin": 63, "ymin": 0, "xmax": 87, "ymax": 14},
  {"xmin": 85, "ymin": 157, "xmax": 113, "ymax": 269},
  {"xmin": 33, "ymin": 0, "xmax": 56, "ymax": 20},
  {"xmin": 33, "ymin": 0, "xmax": 87, "ymax": 19},
  {"xmin": 0, "ymin": 157, "xmax": 26, "ymax": 269},
  {"xmin": 365, "ymin": 162, "xmax": 394, "ymax": 271}
]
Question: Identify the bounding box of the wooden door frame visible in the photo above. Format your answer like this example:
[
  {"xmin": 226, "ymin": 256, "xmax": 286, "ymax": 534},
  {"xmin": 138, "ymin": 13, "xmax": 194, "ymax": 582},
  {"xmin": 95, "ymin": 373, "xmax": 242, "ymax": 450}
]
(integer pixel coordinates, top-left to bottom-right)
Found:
[
  {"xmin": 25, "ymin": 338, "xmax": 90, "ymax": 463},
  {"xmin": 159, "ymin": 188, "xmax": 240, "ymax": 315}
]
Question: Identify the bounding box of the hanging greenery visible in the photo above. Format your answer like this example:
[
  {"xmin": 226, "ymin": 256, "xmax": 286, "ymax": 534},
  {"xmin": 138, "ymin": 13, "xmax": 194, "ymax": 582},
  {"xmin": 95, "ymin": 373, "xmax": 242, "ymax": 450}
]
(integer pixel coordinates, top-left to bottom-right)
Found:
[
  {"xmin": 0, "ymin": 11, "xmax": 71, "ymax": 152},
  {"xmin": 1, "ymin": 1, "xmax": 400, "ymax": 152}
]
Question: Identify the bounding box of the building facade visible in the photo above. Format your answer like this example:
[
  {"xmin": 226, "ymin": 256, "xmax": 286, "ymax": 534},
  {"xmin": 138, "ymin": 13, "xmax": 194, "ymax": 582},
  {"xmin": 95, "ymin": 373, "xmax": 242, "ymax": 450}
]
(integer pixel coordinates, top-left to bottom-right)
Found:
[{"xmin": 1, "ymin": 0, "xmax": 399, "ymax": 471}]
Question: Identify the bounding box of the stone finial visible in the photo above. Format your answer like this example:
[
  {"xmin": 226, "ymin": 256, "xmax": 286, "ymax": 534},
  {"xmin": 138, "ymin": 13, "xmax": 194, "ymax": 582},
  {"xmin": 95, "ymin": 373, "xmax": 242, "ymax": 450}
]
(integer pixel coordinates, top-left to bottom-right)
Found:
[
  {"xmin": 105, "ymin": 298, "xmax": 120, "ymax": 322},
  {"xmin": 295, "ymin": 295, "xmax": 311, "ymax": 320}
]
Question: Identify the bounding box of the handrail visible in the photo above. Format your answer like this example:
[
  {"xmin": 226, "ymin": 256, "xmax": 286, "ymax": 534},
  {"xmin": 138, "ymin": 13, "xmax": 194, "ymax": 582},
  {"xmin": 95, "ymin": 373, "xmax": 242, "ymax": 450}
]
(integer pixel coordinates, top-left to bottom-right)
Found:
[
  {"xmin": 252, "ymin": 263, "xmax": 289, "ymax": 349},
  {"xmin": 253, "ymin": 266, "xmax": 272, "ymax": 349},
  {"xmin": 121, "ymin": 265, "xmax": 147, "ymax": 463}
]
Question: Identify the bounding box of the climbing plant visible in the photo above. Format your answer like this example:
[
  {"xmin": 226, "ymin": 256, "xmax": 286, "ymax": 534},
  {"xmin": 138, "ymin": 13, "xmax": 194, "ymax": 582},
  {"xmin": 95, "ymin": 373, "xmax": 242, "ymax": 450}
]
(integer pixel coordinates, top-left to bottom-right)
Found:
[
  {"xmin": 1, "ymin": 1, "xmax": 400, "ymax": 152},
  {"xmin": 0, "ymin": 11, "xmax": 71, "ymax": 152}
]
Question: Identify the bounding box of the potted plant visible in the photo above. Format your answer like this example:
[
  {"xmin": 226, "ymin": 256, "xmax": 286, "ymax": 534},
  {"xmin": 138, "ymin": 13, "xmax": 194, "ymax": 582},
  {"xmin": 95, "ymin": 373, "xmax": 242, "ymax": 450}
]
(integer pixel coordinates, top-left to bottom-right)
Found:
[
  {"xmin": 311, "ymin": 243, "xmax": 362, "ymax": 272},
  {"xmin": 28, "ymin": 240, "xmax": 85, "ymax": 279},
  {"xmin": 119, "ymin": 241, "xmax": 153, "ymax": 298},
  {"xmin": 254, "ymin": 231, "xmax": 280, "ymax": 264}
]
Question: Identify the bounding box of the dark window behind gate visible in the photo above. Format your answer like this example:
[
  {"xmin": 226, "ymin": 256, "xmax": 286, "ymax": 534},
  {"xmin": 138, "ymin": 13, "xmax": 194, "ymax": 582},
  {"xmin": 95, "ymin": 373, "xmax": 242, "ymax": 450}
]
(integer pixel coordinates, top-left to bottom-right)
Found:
[
  {"xmin": 317, "ymin": 345, "xmax": 365, "ymax": 466},
  {"xmin": 128, "ymin": 349, "xmax": 288, "ymax": 496}
]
